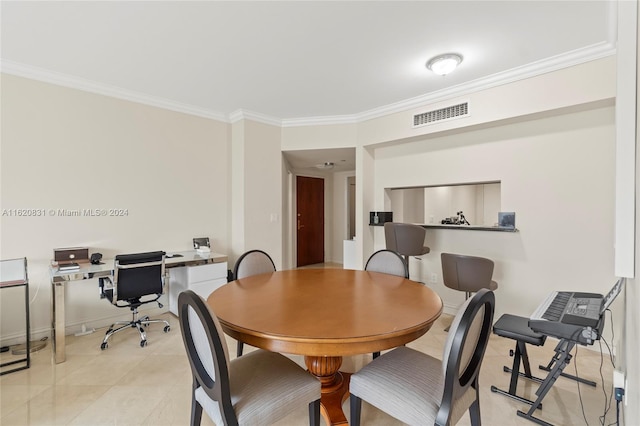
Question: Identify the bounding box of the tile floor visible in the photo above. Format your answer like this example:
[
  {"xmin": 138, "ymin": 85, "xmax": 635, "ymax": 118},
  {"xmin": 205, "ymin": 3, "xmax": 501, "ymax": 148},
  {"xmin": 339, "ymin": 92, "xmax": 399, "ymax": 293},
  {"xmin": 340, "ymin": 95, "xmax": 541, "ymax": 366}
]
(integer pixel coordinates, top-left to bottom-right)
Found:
[{"xmin": 0, "ymin": 307, "xmax": 618, "ymax": 426}]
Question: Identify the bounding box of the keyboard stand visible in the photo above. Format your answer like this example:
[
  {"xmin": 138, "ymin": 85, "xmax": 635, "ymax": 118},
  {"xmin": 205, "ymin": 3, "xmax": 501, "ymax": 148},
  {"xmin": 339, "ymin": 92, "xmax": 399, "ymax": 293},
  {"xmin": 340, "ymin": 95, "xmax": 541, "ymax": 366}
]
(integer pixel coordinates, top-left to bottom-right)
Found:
[
  {"xmin": 538, "ymin": 340, "xmax": 596, "ymax": 387},
  {"xmin": 517, "ymin": 338, "xmax": 576, "ymax": 426}
]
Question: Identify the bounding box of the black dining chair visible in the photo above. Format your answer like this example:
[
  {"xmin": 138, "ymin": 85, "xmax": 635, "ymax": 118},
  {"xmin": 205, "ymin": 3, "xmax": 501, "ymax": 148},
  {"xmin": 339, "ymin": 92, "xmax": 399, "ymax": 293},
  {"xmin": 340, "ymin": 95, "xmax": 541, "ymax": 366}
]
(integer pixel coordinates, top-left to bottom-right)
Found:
[
  {"xmin": 232, "ymin": 249, "xmax": 276, "ymax": 356},
  {"xmin": 365, "ymin": 248, "xmax": 409, "ymax": 359},
  {"xmin": 178, "ymin": 290, "xmax": 321, "ymax": 426},
  {"xmin": 349, "ymin": 288, "xmax": 495, "ymax": 426}
]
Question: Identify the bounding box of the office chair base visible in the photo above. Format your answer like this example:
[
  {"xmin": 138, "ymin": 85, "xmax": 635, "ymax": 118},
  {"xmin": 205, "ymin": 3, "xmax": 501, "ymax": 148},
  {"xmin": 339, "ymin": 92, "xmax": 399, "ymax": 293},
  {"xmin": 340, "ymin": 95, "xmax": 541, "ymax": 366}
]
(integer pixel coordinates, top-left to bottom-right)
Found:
[{"xmin": 100, "ymin": 311, "xmax": 170, "ymax": 350}]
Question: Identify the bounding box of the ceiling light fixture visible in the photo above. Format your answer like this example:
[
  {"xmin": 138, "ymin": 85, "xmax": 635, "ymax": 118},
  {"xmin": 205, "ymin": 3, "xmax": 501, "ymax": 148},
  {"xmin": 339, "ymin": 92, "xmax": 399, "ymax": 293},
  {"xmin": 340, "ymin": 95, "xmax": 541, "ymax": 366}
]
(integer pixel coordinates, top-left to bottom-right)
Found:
[
  {"xmin": 426, "ymin": 53, "xmax": 463, "ymax": 76},
  {"xmin": 315, "ymin": 162, "xmax": 335, "ymax": 170}
]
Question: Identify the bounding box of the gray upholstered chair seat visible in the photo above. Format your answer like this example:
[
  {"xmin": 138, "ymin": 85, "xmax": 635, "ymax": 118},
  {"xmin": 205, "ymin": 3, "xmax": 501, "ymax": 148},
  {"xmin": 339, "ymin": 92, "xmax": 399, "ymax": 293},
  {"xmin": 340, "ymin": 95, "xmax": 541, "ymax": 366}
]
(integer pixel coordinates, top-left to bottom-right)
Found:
[
  {"xmin": 349, "ymin": 289, "xmax": 495, "ymax": 426},
  {"xmin": 350, "ymin": 346, "xmax": 475, "ymax": 426},
  {"xmin": 350, "ymin": 346, "xmax": 442, "ymax": 425},
  {"xmin": 195, "ymin": 350, "xmax": 319, "ymax": 426}
]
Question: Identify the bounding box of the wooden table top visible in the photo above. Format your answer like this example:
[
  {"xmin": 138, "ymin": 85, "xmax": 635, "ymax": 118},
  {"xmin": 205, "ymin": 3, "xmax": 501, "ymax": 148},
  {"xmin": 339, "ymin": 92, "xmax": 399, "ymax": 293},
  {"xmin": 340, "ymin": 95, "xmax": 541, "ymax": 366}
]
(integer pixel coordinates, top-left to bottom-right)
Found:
[{"xmin": 207, "ymin": 268, "xmax": 443, "ymax": 356}]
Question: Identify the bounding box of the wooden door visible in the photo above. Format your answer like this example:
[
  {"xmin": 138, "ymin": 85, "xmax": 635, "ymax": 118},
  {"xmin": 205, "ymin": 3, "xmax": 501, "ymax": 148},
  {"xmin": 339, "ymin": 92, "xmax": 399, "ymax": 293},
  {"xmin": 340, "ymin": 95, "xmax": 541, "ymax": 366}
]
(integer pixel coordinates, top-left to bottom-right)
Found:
[{"xmin": 296, "ymin": 176, "xmax": 324, "ymax": 266}]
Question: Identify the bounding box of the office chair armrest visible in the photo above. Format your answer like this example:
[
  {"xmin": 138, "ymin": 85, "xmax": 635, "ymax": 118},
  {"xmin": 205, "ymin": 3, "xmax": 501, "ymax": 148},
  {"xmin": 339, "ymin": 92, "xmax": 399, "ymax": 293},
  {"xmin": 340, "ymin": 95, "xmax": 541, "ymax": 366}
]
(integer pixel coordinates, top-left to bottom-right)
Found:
[{"xmin": 99, "ymin": 277, "xmax": 114, "ymax": 300}]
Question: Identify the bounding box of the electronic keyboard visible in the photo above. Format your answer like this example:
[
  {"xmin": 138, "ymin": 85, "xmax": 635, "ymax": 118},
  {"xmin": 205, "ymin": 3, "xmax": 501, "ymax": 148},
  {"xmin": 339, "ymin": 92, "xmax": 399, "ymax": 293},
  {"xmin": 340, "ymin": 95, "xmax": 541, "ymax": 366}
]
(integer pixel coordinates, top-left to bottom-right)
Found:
[{"xmin": 528, "ymin": 279, "xmax": 623, "ymax": 345}]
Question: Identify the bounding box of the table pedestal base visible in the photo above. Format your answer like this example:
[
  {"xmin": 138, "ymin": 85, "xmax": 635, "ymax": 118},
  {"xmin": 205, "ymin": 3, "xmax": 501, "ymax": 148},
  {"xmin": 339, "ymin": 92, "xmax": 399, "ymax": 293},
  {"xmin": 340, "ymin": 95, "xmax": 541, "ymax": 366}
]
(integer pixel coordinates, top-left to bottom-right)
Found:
[{"xmin": 305, "ymin": 355, "xmax": 350, "ymax": 425}]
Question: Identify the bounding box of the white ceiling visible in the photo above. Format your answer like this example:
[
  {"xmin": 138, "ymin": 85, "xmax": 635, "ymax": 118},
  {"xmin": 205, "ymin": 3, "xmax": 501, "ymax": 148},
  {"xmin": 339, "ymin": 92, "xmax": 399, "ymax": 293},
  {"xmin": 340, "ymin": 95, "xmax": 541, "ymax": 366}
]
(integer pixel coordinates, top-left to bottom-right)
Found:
[{"xmin": 1, "ymin": 1, "xmax": 616, "ymax": 170}]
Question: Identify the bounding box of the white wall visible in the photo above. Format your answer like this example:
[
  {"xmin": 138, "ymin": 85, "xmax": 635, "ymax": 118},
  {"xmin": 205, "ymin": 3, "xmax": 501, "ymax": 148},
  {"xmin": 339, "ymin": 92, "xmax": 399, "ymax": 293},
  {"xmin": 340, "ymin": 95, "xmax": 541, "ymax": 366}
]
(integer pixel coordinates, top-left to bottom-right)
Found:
[
  {"xmin": 331, "ymin": 170, "xmax": 355, "ymax": 263},
  {"xmin": 0, "ymin": 74, "xmax": 231, "ymax": 341}
]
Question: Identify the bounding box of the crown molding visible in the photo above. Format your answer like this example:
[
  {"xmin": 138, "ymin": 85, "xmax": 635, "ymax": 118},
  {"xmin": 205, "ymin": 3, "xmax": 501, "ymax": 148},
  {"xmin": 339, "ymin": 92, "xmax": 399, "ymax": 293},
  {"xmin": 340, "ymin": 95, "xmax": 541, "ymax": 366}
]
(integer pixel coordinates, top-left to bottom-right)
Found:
[
  {"xmin": 282, "ymin": 41, "xmax": 616, "ymax": 127},
  {"xmin": 281, "ymin": 114, "xmax": 359, "ymax": 128},
  {"xmin": 353, "ymin": 41, "xmax": 617, "ymax": 123},
  {"xmin": 0, "ymin": 59, "xmax": 228, "ymax": 122},
  {"xmin": 1, "ymin": 40, "xmax": 616, "ymax": 129},
  {"xmin": 228, "ymin": 109, "xmax": 282, "ymax": 127}
]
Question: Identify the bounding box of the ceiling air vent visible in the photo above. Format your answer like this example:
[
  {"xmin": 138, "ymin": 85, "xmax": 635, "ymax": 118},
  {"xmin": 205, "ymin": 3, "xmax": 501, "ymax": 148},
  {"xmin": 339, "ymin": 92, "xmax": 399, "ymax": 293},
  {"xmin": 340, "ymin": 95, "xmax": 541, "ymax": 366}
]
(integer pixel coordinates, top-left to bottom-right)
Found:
[{"xmin": 413, "ymin": 102, "xmax": 469, "ymax": 127}]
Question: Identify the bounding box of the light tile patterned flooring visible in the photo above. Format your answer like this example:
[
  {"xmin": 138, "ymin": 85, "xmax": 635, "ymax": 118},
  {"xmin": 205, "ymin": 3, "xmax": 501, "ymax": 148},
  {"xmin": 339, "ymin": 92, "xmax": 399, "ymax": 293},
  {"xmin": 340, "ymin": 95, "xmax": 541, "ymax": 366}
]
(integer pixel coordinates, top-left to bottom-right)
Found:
[{"xmin": 1, "ymin": 274, "xmax": 617, "ymax": 425}]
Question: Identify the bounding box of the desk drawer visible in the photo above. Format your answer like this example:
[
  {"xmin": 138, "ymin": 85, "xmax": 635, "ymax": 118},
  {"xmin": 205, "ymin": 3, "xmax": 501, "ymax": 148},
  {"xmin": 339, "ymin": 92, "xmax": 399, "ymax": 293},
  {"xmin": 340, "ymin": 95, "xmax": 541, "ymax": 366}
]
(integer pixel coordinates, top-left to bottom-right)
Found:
[
  {"xmin": 186, "ymin": 262, "xmax": 227, "ymax": 283},
  {"xmin": 190, "ymin": 278, "xmax": 227, "ymax": 300},
  {"xmin": 168, "ymin": 262, "xmax": 228, "ymax": 316}
]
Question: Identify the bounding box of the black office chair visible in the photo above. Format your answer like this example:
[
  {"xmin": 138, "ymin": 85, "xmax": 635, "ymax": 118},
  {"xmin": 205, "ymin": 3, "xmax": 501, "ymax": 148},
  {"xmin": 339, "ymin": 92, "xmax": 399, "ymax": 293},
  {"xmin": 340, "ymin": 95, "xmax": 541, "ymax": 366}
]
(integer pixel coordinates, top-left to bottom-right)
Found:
[
  {"xmin": 99, "ymin": 251, "xmax": 171, "ymax": 350},
  {"xmin": 232, "ymin": 249, "xmax": 276, "ymax": 356}
]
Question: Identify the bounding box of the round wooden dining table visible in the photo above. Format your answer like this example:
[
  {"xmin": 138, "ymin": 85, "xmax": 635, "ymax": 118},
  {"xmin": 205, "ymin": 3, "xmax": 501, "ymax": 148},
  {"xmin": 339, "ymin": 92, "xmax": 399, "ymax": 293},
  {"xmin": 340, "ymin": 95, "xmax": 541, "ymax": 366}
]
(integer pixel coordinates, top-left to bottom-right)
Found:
[{"xmin": 207, "ymin": 268, "xmax": 443, "ymax": 425}]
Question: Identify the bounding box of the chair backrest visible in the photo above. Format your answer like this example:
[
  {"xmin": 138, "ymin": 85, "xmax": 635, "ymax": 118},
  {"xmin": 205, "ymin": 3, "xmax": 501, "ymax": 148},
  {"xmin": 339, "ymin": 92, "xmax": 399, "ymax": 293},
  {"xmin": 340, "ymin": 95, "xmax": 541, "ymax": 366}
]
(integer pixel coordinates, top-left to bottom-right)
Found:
[
  {"xmin": 384, "ymin": 222, "xmax": 427, "ymax": 257},
  {"xmin": 113, "ymin": 251, "xmax": 165, "ymax": 302},
  {"xmin": 233, "ymin": 250, "xmax": 276, "ymax": 280},
  {"xmin": 438, "ymin": 288, "xmax": 495, "ymax": 426},
  {"xmin": 178, "ymin": 290, "xmax": 235, "ymax": 424},
  {"xmin": 364, "ymin": 249, "xmax": 408, "ymax": 278},
  {"xmin": 441, "ymin": 253, "xmax": 494, "ymax": 293}
]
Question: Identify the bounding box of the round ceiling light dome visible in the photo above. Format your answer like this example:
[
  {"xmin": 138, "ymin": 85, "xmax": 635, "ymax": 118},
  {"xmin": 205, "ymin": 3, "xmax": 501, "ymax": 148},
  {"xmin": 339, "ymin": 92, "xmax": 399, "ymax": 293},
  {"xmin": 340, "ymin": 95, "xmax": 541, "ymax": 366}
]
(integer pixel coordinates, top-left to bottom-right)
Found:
[{"xmin": 426, "ymin": 53, "xmax": 463, "ymax": 76}]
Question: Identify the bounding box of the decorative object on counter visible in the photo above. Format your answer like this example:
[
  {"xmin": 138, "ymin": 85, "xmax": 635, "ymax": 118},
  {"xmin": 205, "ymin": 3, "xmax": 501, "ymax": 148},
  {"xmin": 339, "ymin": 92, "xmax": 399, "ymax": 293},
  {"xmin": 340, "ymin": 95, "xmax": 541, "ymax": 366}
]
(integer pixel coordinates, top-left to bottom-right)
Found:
[
  {"xmin": 441, "ymin": 210, "xmax": 470, "ymax": 225},
  {"xmin": 369, "ymin": 211, "xmax": 393, "ymax": 226},
  {"xmin": 498, "ymin": 212, "xmax": 516, "ymax": 229}
]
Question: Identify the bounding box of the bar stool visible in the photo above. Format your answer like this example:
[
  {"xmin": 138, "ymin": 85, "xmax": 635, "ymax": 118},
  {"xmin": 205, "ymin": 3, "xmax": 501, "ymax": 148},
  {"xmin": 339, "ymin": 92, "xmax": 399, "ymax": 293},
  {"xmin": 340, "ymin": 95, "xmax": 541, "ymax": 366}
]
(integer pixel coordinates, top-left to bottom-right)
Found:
[
  {"xmin": 490, "ymin": 314, "xmax": 546, "ymax": 406},
  {"xmin": 441, "ymin": 253, "xmax": 498, "ymax": 300},
  {"xmin": 384, "ymin": 222, "xmax": 429, "ymax": 279}
]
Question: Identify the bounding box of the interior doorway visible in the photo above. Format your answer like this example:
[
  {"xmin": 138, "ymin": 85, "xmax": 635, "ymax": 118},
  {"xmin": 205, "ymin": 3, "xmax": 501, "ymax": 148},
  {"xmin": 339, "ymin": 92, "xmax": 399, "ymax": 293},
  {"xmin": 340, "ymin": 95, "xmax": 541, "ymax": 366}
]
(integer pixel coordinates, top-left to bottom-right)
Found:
[{"xmin": 296, "ymin": 176, "xmax": 324, "ymax": 266}]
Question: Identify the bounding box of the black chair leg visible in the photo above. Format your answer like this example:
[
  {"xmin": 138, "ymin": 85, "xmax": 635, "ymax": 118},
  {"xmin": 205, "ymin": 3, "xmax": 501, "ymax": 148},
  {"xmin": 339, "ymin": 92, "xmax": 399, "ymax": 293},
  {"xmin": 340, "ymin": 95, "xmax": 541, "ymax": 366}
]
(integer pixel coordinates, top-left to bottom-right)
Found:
[
  {"xmin": 372, "ymin": 351, "xmax": 380, "ymax": 359},
  {"xmin": 236, "ymin": 341, "xmax": 244, "ymax": 357},
  {"xmin": 309, "ymin": 399, "xmax": 320, "ymax": 426},
  {"xmin": 469, "ymin": 398, "xmax": 481, "ymax": 426},
  {"xmin": 350, "ymin": 394, "xmax": 362, "ymax": 426},
  {"xmin": 190, "ymin": 398, "xmax": 203, "ymax": 426}
]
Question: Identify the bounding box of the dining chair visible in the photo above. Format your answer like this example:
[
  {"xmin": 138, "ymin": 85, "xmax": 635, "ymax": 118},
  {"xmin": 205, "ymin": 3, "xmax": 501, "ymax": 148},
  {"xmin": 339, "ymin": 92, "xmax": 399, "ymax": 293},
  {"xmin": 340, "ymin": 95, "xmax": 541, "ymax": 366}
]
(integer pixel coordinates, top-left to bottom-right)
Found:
[
  {"xmin": 232, "ymin": 249, "xmax": 276, "ymax": 356},
  {"xmin": 349, "ymin": 288, "xmax": 495, "ymax": 426},
  {"xmin": 178, "ymin": 290, "xmax": 321, "ymax": 426},
  {"xmin": 365, "ymin": 249, "xmax": 409, "ymax": 279},
  {"xmin": 365, "ymin": 249, "xmax": 409, "ymax": 359}
]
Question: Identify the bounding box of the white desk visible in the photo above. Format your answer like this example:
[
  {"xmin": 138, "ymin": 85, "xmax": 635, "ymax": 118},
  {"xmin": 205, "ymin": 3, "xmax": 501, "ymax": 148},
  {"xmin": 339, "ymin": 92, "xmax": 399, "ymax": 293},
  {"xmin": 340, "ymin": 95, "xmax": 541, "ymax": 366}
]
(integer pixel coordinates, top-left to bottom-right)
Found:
[{"xmin": 49, "ymin": 250, "xmax": 227, "ymax": 363}]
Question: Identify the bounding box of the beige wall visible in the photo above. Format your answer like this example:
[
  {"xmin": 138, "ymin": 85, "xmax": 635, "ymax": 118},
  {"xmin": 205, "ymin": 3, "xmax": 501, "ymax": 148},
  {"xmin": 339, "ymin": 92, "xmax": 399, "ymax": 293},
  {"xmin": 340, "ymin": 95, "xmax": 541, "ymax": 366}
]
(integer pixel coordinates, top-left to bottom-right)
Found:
[
  {"xmin": 0, "ymin": 74, "xmax": 230, "ymax": 340},
  {"xmin": 372, "ymin": 106, "xmax": 617, "ymax": 324},
  {"xmin": 238, "ymin": 120, "xmax": 283, "ymax": 267}
]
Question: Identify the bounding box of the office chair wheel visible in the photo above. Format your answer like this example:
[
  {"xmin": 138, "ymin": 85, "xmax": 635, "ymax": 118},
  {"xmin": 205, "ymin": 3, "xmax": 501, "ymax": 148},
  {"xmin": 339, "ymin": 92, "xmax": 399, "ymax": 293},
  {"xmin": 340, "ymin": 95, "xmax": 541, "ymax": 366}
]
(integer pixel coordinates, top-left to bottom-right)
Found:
[
  {"xmin": 163, "ymin": 325, "xmax": 170, "ymax": 332},
  {"xmin": 101, "ymin": 342, "xmax": 108, "ymax": 350},
  {"xmin": 140, "ymin": 340, "xmax": 147, "ymax": 347}
]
